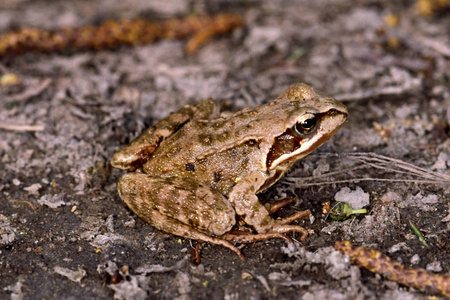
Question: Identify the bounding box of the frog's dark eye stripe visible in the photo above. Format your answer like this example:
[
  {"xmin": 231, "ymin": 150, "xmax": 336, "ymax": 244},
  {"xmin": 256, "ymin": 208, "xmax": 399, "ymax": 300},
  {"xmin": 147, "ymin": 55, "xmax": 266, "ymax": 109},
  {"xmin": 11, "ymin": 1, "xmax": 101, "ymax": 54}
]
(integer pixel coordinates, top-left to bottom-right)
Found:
[{"xmin": 293, "ymin": 116, "xmax": 317, "ymax": 136}]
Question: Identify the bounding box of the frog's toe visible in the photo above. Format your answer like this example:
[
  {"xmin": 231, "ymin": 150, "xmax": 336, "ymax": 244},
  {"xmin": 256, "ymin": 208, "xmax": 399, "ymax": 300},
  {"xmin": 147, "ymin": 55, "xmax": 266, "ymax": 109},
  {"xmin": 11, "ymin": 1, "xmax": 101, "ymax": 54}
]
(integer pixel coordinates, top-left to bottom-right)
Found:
[
  {"xmin": 277, "ymin": 209, "xmax": 311, "ymax": 225},
  {"xmin": 271, "ymin": 225, "xmax": 309, "ymax": 241},
  {"xmin": 264, "ymin": 197, "xmax": 296, "ymax": 215},
  {"xmin": 222, "ymin": 231, "xmax": 291, "ymax": 243}
]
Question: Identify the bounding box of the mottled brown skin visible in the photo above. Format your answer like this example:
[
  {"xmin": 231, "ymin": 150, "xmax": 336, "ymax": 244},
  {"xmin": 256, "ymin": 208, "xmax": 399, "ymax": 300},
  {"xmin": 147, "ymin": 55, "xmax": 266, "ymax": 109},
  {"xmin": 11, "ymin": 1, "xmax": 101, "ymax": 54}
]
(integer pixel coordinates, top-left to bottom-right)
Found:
[{"xmin": 111, "ymin": 83, "xmax": 348, "ymax": 259}]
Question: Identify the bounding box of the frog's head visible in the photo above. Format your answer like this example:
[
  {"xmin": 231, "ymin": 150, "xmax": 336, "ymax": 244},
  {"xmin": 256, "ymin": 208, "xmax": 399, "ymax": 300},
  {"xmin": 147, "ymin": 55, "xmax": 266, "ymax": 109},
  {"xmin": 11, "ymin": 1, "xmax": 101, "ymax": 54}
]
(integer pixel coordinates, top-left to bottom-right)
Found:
[{"xmin": 265, "ymin": 83, "xmax": 348, "ymax": 170}]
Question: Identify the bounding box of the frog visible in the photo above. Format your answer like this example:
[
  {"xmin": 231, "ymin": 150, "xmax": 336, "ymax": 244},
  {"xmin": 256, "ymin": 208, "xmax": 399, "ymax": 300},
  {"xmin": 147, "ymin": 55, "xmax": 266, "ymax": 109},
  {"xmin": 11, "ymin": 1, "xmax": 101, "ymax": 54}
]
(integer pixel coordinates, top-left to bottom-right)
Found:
[{"xmin": 110, "ymin": 83, "xmax": 348, "ymax": 259}]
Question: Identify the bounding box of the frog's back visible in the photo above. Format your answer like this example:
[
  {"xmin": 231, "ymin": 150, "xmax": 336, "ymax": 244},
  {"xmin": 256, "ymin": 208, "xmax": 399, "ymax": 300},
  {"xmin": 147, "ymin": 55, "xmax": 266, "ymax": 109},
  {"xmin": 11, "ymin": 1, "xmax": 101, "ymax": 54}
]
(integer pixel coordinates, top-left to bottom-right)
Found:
[{"xmin": 142, "ymin": 117, "xmax": 273, "ymax": 195}]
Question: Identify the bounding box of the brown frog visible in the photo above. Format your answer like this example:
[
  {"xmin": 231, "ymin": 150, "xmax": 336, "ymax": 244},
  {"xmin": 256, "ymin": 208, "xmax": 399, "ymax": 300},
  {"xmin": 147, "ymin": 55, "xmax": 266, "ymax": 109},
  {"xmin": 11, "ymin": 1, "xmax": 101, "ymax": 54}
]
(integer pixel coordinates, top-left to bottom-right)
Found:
[{"xmin": 111, "ymin": 83, "xmax": 348, "ymax": 259}]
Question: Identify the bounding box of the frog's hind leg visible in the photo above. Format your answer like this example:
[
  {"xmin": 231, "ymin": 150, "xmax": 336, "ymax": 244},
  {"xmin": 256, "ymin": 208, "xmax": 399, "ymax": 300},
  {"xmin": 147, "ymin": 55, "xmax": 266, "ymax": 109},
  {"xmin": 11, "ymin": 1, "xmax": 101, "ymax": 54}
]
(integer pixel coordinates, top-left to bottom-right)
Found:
[
  {"xmin": 142, "ymin": 209, "xmax": 245, "ymax": 260},
  {"xmin": 117, "ymin": 173, "xmax": 244, "ymax": 259}
]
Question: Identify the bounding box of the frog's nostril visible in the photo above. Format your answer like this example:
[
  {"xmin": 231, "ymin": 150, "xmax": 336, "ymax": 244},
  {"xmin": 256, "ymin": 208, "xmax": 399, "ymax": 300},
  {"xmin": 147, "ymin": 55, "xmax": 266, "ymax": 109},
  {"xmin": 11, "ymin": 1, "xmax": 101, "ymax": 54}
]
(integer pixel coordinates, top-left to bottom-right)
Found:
[
  {"xmin": 328, "ymin": 108, "xmax": 347, "ymax": 117},
  {"xmin": 327, "ymin": 109, "xmax": 338, "ymax": 116}
]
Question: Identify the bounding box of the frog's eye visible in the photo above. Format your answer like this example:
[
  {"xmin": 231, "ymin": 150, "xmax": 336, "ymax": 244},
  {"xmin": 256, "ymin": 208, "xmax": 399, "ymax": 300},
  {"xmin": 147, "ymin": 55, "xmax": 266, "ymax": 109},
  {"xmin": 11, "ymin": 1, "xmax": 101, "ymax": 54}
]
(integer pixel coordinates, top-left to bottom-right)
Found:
[{"xmin": 293, "ymin": 115, "xmax": 317, "ymax": 136}]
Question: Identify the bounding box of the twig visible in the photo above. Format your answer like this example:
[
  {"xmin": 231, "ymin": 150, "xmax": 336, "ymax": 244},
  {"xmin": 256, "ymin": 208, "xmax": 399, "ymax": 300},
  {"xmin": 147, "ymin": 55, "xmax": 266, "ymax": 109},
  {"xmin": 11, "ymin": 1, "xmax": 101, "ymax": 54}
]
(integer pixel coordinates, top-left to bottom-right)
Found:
[
  {"xmin": 0, "ymin": 122, "xmax": 45, "ymax": 131},
  {"xmin": 334, "ymin": 83, "xmax": 420, "ymax": 102},
  {"xmin": 0, "ymin": 14, "xmax": 243, "ymax": 57},
  {"xmin": 4, "ymin": 78, "xmax": 52, "ymax": 103},
  {"xmin": 335, "ymin": 241, "xmax": 450, "ymax": 297}
]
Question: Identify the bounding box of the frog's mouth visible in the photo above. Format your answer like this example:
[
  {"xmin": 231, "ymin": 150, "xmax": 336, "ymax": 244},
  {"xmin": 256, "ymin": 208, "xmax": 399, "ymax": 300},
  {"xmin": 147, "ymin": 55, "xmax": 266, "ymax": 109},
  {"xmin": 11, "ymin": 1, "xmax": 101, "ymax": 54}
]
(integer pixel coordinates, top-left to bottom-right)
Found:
[{"xmin": 266, "ymin": 109, "xmax": 347, "ymax": 170}]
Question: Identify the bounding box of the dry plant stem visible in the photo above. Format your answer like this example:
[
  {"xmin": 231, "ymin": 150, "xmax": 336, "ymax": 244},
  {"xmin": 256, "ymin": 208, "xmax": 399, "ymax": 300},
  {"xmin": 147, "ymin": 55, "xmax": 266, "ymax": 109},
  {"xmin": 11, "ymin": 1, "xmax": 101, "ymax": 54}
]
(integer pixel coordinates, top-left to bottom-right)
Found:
[
  {"xmin": 289, "ymin": 178, "xmax": 449, "ymax": 187},
  {"xmin": 347, "ymin": 152, "xmax": 450, "ymax": 181},
  {"xmin": 4, "ymin": 78, "xmax": 52, "ymax": 103},
  {"xmin": 283, "ymin": 152, "xmax": 450, "ymax": 187},
  {"xmin": 0, "ymin": 122, "xmax": 44, "ymax": 131},
  {"xmin": 335, "ymin": 85, "xmax": 419, "ymax": 102},
  {"xmin": 0, "ymin": 13, "xmax": 243, "ymax": 57},
  {"xmin": 335, "ymin": 241, "xmax": 450, "ymax": 297}
]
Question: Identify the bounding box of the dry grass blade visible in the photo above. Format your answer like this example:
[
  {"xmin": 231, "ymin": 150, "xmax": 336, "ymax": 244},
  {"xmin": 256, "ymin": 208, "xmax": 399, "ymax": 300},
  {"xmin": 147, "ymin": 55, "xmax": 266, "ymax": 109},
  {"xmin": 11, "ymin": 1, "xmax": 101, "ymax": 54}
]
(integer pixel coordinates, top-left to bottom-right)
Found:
[
  {"xmin": 283, "ymin": 152, "xmax": 450, "ymax": 187},
  {"xmin": 0, "ymin": 122, "xmax": 45, "ymax": 131},
  {"xmin": 346, "ymin": 152, "xmax": 450, "ymax": 182}
]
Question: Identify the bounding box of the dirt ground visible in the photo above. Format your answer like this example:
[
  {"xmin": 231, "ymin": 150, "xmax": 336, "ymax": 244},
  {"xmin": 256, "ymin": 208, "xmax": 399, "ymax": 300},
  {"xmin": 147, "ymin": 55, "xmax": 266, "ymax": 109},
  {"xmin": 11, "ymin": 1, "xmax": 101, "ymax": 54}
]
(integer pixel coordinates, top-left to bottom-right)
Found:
[{"xmin": 0, "ymin": 0, "xmax": 449, "ymax": 299}]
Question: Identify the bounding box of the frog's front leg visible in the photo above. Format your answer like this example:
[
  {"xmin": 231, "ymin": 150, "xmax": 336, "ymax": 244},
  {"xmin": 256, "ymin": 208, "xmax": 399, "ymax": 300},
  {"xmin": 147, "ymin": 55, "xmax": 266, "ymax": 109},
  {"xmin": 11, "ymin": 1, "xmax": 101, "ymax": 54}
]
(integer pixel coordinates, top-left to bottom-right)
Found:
[
  {"xmin": 227, "ymin": 172, "xmax": 311, "ymax": 242},
  {"xmin": 117, "ymin": 173, "xmax": 244, "ymax": 259}
]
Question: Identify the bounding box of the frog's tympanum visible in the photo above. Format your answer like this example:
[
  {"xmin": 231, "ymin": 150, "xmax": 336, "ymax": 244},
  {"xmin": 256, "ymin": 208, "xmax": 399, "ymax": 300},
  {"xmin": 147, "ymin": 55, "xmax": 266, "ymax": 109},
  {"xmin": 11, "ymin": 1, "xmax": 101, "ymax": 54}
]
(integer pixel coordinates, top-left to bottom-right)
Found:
[{"xmin": 111, "ymin": 83, "xmax": 348, "ymax": 259}]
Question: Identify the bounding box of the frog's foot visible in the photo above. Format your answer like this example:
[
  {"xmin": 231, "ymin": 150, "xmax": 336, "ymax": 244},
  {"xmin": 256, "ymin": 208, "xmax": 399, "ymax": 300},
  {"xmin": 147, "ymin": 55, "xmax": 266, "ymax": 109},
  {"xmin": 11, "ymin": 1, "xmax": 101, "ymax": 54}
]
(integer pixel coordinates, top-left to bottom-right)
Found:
[
  {"xmin": 222, "ymin": 209, "xmax": 311, "ymax": 243},
  {"xmin": 229, "ymin": 210, "xmax": 311, "ymax": 242},
  {"xmin": 229, "ymin": 171, "xmax": 312, "ymax": 242},
  {"xmin": 264, "ymin": 199, "xmax": 311, "ymax": 240},
  {"xmin": 227, "ymin": 210, "xmax": 311, "ymax": 242},
  {"xmin": 268, "ymin": 209, "xmax": 311, "ymax": 241},
  {"xmin": 270, "ymin": 224, "xmax": 309, "ymax": 241},
  {"xmin": 222, "ymin": 230, "xmax": 292, "ymax": 243}
]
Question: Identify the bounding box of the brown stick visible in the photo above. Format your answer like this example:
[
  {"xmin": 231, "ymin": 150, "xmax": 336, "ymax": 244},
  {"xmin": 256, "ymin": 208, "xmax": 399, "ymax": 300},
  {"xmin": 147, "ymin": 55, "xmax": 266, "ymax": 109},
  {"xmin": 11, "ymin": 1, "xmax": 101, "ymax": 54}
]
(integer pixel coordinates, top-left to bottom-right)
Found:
[
  {"xmin": 0, "ymin": 13, "xmax": 243, "ymax": 57},
  {"xmin": 335, "ymin": 241, "xmax": 450, "ymax": 297}
]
